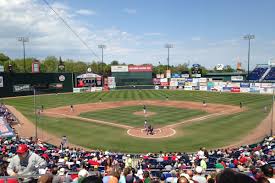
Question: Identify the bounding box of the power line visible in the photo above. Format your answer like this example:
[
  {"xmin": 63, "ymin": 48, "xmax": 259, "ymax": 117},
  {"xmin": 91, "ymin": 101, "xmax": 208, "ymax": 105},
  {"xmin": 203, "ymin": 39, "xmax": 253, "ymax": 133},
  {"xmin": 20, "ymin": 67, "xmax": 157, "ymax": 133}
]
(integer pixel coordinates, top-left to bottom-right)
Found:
[{"xmin": 41, "ymin": 0, "xmax": 100, "ymax": 60}]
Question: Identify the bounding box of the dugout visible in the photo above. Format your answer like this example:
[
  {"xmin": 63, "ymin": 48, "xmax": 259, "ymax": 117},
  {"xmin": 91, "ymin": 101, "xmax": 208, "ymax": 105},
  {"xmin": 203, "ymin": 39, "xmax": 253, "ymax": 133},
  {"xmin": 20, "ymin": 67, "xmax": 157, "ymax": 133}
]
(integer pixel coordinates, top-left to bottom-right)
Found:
[
  {"xmin": 111, "ymin": 65, "xmax": 153, "ymax": 86},
  {"xmin": 0, "ymin": 72, "xmax": 74, "ymax": 97}
]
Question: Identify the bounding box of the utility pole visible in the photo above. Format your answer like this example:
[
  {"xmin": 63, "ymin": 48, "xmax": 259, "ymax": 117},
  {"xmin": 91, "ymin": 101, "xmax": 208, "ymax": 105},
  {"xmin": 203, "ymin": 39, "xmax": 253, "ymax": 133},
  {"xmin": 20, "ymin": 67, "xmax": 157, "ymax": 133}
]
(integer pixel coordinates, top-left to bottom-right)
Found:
[
  {"xmin": 165, "ymin": 44, "xmax": 173, "ymax": 70},
  {"xmin": 243, "ymin": 34, "xmax": 255, "ymax": 80},
  {"xmin": 98, "ymin": 44, "xmax": 106, "ymax": 86},
  {"xmin": 18, "ymin": 37, "xmax": 29, "ymax": 73}
]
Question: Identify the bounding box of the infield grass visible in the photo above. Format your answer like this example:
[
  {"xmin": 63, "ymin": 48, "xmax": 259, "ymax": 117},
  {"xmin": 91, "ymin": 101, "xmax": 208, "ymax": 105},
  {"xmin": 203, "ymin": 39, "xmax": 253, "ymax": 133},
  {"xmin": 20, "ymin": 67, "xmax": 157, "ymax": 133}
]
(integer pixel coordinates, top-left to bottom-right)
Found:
[
  {"xmin": 80, "ymin": 105, "xmax": 207, "ymax": 127},
  {"xmin": 3, "ymin": 90, "xmax": 273, "ymax": 152}
]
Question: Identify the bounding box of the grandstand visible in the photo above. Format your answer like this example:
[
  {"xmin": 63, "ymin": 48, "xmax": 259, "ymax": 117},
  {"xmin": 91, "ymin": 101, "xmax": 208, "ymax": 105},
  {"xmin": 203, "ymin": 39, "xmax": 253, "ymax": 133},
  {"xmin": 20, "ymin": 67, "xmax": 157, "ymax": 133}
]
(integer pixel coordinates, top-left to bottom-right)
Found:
[{"xmin": 249, "ymin": 64, "xmax": 275, "ymax": 81}]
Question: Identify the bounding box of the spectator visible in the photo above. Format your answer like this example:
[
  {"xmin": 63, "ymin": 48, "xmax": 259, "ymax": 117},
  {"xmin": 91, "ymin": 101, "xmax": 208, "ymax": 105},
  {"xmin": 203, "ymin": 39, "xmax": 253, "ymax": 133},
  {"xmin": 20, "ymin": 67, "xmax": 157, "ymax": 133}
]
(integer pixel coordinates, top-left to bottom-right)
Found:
[
  {"xmin": 7, "ymin": 144, "xmax": 47, "ymax": 177},
  {"xmin": 261, "ymin": 164, "xmax": 275, "ymax": 183},
  {"xmin": 143, "ymin": 171, "xmax": 151, "ymax": 183},
  {"xmin": 166, "ymin": 170, "xmax": 178, "ymax": 183},
  {"xmin": 192, "ymin": 166, "xmax": 206, "ymax": 183}
]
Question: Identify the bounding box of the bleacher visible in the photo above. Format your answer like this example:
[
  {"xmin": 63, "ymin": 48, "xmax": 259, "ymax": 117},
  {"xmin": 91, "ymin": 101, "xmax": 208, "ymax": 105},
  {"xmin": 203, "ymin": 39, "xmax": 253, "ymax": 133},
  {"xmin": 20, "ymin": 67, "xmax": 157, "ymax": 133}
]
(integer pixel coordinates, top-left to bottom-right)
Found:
[
  {"xmin": 264, "ymin": 67, "xmax": 275, "ymax": 80},
  {"xmin": 248, "ymin": 66, "xmax": 268, "ymax": 81}
]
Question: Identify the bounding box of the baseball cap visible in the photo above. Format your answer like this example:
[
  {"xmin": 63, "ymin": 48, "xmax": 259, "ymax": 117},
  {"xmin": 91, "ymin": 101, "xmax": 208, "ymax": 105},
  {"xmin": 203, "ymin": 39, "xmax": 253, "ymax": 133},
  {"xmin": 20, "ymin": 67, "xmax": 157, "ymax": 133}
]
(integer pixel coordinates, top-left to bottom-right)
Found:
[
  {"xmin": 195, "ymin": 166, "xmax": 203, "ymax": 174},
  {"xmin": 17, "ymin": 144, "xmax": 28, "ymax": 154}
]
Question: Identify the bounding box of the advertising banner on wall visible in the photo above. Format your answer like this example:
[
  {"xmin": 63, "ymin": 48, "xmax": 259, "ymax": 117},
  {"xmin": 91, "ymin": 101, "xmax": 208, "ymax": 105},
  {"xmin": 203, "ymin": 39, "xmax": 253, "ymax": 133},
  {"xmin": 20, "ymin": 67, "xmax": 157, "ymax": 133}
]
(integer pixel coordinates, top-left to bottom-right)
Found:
[
  {"xmin": 231, "ymin": 76, "xmax": 243, "ymax": 81},
  {"xmin": 128, "ymin": 65, "xmax": 152, "ymax": 72},
  {"xmin": 231, "ymin": 82, "xmax": 240, "ymax": 87},
  {"xmin": 181, "ymin": 74, "xmax": 189, "ymax": 78},
  {"xmin": 223, "ymin": 87, "xmax": 232, "ymax": 92},
  {"xmin": 111, "ymin": 66, "xmax": 129, "ymax": 72},
  {"xmin": 240, "ymin": 88, "xmax": 250, "ymax": 93},
  {"xmin": 160, "ymin": 82, "xmax": 169, "ymax": 86},
  {"xmin": 160, "ymin": 78, "xmax": 168, "ymax": 83},
  {"xmin": 260, "ymin": 88, "xmax": 273, "ymax": 94},
  {"xmin": 153, "ymin": 78, "xmax": 161, "ymax": 85},
  {"xmin": 231, "ymin": 87, "xmax": 240, "ymax": 93},
  {"xmin": 199, "ymin": 78, "xmax": 207, "ymax": 83},
  {"xmin": 185, "ymin": 82, "xmax": 192, "ymax": 86},
  {"xmin": 171, "ymin": 73, "xmax": 181, "ymax": 78},
  {"xmin": 240, "ymin": 83, "xmax": 250, "ymax": 88},
  {"xmin": 184, "ymin": 86, "xmax": 192, "ymax": 90},
  {"xmin": 0, "ymin": 76, "xmax": 3, "ymax": 87},
  {"xmin": 0, "ymin": 117, "xmax": 14, "ymax": 137},
  {"xmin": 170, "ymin": 81, "xmax": 178, "ymax": 86},
  {"xmin": 250, "ymin": 87, "xmax": 260, "ymax": 93},
  {"xmin": 199, "ymin": 86, "xmax": 208, "ymax": 91},
  {"xmin": 261, "ymin": 83, "xmax": 272, "ymax": 88}
]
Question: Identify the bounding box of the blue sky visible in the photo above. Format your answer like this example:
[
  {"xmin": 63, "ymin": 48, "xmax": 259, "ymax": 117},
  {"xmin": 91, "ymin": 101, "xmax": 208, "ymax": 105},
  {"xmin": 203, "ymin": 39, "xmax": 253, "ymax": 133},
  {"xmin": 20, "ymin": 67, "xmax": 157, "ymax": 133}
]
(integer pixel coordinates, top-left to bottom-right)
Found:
[{"xmin": 1, "ymin": 0, "xmax": 275, "ymax": 69}]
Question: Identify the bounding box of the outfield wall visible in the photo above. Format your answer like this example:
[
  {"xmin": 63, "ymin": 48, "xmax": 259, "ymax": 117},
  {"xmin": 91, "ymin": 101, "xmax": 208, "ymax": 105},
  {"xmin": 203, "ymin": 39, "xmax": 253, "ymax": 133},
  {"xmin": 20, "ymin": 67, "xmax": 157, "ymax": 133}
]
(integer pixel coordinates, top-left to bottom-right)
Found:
[{"xmin": 0, "ymin": 73, "xmax": 74, "ymax": 97}]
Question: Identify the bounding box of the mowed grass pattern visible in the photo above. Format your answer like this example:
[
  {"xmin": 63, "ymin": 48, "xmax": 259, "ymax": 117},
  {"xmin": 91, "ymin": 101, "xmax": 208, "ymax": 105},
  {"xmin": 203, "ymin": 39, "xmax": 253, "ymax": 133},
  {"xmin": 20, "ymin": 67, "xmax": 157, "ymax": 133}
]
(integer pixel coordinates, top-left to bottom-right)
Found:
[
  {"xmin": 3, "ymin": 90, "xmax": 273, "ymax": 152},
  {"xmin": 80, "ymin": 105, "xmax": 207, "ymax": 127}
]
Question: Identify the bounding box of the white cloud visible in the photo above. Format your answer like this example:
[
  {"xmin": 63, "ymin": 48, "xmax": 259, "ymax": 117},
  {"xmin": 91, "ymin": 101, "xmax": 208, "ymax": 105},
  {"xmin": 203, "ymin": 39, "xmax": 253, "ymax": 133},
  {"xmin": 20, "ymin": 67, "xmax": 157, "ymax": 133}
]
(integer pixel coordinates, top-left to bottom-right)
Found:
[
  {"xmin": 0, "ymin": 0, "xmax": 141, "ymax": 62},
  {"xmin": 144, "ymin": 32, "xmax": 162, "ymax": 36},
  {"xmin": 191, "ymin": 37, "xmax": 201, "ymax": 41},
  {"xmin": 123, "ymin": 8, "xmax": 137, "ymax": 14},
  {"xmin": 76, "ymin": 9, "xmax": 96, "ymax": 16}
]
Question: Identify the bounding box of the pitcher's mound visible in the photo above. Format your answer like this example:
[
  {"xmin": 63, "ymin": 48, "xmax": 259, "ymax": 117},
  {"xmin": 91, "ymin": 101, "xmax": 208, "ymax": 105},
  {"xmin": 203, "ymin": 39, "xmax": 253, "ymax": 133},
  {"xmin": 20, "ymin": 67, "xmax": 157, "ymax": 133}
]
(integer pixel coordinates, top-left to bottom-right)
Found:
[
  {"xmin": 127, "ymin": 127, "xmax": 176, "ymax": 138},
  {"xmin": 133, "ymin": 111, "xmax": 156, "ymax": 117}
]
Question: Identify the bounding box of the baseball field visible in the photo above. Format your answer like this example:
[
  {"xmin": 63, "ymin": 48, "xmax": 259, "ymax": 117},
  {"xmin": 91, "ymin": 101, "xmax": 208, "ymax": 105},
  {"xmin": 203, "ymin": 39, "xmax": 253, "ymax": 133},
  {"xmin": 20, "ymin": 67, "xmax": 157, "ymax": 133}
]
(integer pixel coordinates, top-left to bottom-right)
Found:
[{"xmin": 3, "ymin": 90, "xmax": 274, "ymax": 152}]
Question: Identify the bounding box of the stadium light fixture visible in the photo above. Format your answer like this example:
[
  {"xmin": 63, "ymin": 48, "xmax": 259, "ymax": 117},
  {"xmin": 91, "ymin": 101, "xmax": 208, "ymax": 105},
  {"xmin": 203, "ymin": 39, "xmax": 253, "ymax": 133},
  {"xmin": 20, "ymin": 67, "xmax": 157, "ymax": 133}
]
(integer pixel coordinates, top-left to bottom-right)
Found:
[
  {"xmin": 98, "ymin": 44, "xmax": 106, "ymax": 86},
  {"xmin": 243, "ymin": 34, "xmax": 255, "ymax": 80},
  {"xmin": 164, "ymin": 44, "xmax": 174, "ymax": 70},
  {"xmin": 17, "ymin": 37, "xmax": 29, "ymax": 73}
]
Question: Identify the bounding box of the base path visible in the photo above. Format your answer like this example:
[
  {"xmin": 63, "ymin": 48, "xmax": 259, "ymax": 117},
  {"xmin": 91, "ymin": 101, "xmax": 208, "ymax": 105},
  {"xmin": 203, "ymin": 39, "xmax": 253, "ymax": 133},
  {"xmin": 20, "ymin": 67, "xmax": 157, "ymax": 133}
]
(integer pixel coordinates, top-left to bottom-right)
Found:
[{"xmin": 42, "ymin": 100, "xmax": 244, "ymax": 139}]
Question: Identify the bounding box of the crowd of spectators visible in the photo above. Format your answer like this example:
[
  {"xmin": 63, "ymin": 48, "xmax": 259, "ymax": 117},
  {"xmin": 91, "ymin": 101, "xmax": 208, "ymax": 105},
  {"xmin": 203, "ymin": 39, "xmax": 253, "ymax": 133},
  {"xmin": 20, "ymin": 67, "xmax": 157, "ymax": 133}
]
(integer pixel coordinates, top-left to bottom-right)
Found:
[
  {"xmin": 0, "ymin": 135, "xmax": 274, "ymax": 183},
  {"xmin": 0, "ymin": 104, "xmax": 17, "ymax": 125}
]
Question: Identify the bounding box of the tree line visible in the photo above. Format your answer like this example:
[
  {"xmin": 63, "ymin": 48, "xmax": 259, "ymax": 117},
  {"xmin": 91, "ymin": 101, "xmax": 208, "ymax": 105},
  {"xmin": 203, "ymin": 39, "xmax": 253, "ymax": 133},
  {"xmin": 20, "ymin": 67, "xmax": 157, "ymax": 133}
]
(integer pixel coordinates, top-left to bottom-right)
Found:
[{"xmin": 0, "ymin": 53, "xmax": 240, "ymax": 76}]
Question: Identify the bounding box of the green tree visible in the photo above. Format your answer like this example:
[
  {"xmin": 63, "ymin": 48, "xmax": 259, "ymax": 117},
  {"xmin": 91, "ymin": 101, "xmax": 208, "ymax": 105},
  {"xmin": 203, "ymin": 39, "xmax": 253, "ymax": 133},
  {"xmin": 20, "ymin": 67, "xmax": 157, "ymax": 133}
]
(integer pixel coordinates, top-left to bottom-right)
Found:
[
  {"xmin": 110, "ymin": 60, "xmax": 119, "ymax": 65},
  {"xmin": 73, "ymin": 61, "xmax": 88, "ymax": 73},
  {"xmin": 0, "ymin": 53, "xmax": 10, "ymax": 66},
  {"xmin": 43, "ymin": 56, "xmax": 58, "ymax": 72}
]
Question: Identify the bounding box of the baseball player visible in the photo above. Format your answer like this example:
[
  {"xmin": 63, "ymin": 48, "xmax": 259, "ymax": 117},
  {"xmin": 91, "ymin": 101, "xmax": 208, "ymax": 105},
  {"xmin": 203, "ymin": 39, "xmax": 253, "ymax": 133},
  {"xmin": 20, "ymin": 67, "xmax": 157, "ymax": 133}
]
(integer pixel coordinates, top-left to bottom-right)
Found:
[
  {"xmin": 240, "ymin": 102, "xmax": 243, "ymax": 108},
  {"xmin": 203, "ymin": 100, "xmax": 206, "ymax": 107},
  {"xmin": 144, "ymin": 119, "xmax": 148, "ymax": 130},
  {"xmin": 70, "ymin": 104, "xmax": 74, "ymax": 112},
  {"xmin": 166, "ymin": 96, "xmax": 169, "ymax": 100},
  {"xmin": 99, "ymin": 98, "xmax": 102, "ymax": 102},
  {"xmin": 41, "ymin": 105, "xmax": 44, "ymax": 112},
  {"xmin": 143, "ymin": 105, "xmax": 147, "ymax": 114}
]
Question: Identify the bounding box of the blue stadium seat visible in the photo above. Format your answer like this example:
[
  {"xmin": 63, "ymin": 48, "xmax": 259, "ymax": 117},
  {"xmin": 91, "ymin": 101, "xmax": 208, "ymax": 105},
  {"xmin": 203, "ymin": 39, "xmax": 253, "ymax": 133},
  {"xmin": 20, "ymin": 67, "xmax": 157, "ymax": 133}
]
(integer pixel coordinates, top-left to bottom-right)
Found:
[
  {"xmin": 249, "ymin": 67, "xmax": 268, "ymax": 80},
  {"xmin": 264, "ymin": 67, "xmax": 275, "ymax": 80}
]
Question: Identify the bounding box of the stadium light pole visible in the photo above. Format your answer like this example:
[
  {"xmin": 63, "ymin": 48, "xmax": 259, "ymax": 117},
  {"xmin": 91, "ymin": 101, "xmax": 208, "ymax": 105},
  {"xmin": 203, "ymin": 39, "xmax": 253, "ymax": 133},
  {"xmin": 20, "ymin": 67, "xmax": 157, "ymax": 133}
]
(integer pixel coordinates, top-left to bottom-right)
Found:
[
  {"xmin": 33, "ymin": 88, "xmax": 38, "ymax": 141},
  {"xmin": 98, "ymin": 44, "xmax": 106, "ymax": 86},
  {"xmin": 165, "ymin": 44, "xmax": 173, "ymax": 70},
  {"xmin": 18, "ymin": 37, "xmax": 29, "ymax": 73},
  {"xmin": 243, "ymin": 34, "xmax": 255, "ymax": 81},
  {"xmin": 271, "ymin": 89, "xmax": 274, "ymax": 136}
]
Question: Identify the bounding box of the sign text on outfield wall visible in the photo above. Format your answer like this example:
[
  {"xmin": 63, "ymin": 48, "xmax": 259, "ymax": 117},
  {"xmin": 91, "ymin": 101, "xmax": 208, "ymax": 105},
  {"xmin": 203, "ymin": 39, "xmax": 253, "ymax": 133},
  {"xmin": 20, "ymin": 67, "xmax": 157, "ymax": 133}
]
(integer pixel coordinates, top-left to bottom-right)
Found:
[
  {"xmin": 128, "ymin": 65, "xmax": 152, "ymax": 72},
  {"xmin": 13, "ymin": 84, "xmax": 31, "ymax": 92},
  {"xmin": 111, "ymin": 66, "xmax": 128, "ymax": 72}
]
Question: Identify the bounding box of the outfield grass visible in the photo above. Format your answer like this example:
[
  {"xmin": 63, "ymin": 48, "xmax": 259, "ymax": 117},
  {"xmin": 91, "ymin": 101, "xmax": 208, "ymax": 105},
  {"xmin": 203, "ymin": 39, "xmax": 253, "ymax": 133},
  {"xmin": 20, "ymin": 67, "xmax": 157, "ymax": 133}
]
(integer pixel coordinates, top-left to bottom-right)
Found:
[
  {"xmin": 80, "ymin": 105, "xmax": 207, "ymax": 127},
  {"xmin": 3, "ymin": 90, "xmax": 273, "ymax": 152}
]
